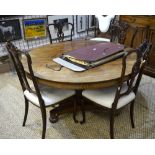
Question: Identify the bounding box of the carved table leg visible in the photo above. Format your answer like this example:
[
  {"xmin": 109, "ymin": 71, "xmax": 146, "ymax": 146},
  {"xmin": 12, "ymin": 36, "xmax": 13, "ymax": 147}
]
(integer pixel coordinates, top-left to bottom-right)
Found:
[
  {"xmin": 75, "ymin": 90, "xmax": 85, "ymax": 124},
  {"xmin": 49, "ymin": 108, "xmax": 59, "ymax": 123},
  {"xmin": 49, "ymin": 90, "xmax": 85, "ymax": 124}
]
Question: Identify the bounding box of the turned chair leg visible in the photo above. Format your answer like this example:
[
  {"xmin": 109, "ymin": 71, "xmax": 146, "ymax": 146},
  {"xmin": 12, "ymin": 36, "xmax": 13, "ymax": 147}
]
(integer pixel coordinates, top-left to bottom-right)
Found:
[
  {"xmin": 41, "ymin": 108, "xmax": 47, "ymax": 139},
  {"xmin": 130, "ymin": 100, "xmax": 135, "ymax": 128},
  {"xmin": 110, "ymin": 111, "xmax": 115, "ymax": 139},
  {"xmin": 22, "ymin": 97, "xmax": 29, "ymax": 126}
]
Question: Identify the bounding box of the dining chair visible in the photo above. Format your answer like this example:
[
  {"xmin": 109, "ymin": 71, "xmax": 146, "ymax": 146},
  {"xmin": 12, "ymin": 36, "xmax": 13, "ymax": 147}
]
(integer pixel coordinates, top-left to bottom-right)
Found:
[
  {"xmin": 90, "ymin": 17, "xmax": 128, "ymax": 44},
  {"xmin": 89, "ymin": 15, "xmax": 115, "ymax": 42},
  {"xmin": 129, "ymin": 26, "xmax": 150, "ymax": 48},
  {"xmin": 46, "ymin": 22, "xmax": 74, "ymax": 44},
  {"xmin": 109, "ymin": 19, "xmax": 129, "ymax": 44},
  {"xmin": 6, "ymin": 41, "xmax": 76, "ymax": 139},
  {"xmin": 80, "ymin": 41, "xmax": 152, "ymax": 138}
]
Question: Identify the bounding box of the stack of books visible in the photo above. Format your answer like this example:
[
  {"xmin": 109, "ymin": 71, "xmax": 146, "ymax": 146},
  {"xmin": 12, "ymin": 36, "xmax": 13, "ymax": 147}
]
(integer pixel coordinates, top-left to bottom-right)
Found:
[{"xmin": 53, "ymin": 42, "xmax": 125, "ymax": 72}]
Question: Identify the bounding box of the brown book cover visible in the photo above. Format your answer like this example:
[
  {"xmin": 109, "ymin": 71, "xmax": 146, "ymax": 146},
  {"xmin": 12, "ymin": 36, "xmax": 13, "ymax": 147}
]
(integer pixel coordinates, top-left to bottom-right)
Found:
[
  {"xmin": 54, "ymin": 42, "xmax": 125, "ymax": 72},
  {"xmin": 64, "ymin": 42, "xmax": 124, "ymax": 62}
]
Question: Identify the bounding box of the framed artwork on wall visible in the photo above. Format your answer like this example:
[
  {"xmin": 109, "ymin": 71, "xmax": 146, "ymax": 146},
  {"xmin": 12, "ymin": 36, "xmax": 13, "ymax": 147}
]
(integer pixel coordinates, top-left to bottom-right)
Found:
[
  {"xmin": 0, "ymin": 19, "xmax": 22, "ymax": 42},
  {"xmin": 76, "ymin": 15, "xmax": 87, "ymax": 33},
  {"xmin": 23, "ymin": 18, "xmax": 47, "ymax": 40},
  {"xmin": 88, "ymin": 15, "xmax": 96, "ymax": 30},
  {"xmin": 47, "ymin": 15, "xmax": 74, "ymax": 40}
]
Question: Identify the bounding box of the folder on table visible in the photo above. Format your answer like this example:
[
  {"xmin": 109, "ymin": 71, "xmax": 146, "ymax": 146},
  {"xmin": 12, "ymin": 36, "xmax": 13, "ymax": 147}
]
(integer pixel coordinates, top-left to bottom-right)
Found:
[{"xmin": 53, "ymin": 42, "xmax": 125, "ymax": 72}]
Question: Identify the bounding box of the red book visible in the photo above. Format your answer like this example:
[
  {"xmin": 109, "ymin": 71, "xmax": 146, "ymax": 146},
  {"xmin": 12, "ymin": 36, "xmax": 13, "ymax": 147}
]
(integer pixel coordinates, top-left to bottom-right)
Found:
[
  {"xmin": 53, "ymin": 42, "xmax": 125, "ymax": 72},
  {"xmin": 64, "ymin": 42, "xmax": 124, "ymax": 62}
]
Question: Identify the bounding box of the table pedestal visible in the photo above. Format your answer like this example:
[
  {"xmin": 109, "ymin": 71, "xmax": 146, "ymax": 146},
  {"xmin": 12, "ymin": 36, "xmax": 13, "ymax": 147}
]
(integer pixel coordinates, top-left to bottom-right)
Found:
[{"xmin": 49, "ymin": 90, "xmax": 122, "ymax": 123}]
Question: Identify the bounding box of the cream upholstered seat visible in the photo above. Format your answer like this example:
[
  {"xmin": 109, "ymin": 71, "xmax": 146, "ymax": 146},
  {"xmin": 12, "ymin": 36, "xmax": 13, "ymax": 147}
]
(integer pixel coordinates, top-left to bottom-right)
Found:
[
  {"xmin": 90, "ymin": 37, "xmax": 110, "ymax": 42},
  {"xmin": 82, "ymin": 83, "xmax": 135, "ymax": 109},
  {"xmin": 24, "ymin": 87, "xmax": 75, "ymax": 107}
]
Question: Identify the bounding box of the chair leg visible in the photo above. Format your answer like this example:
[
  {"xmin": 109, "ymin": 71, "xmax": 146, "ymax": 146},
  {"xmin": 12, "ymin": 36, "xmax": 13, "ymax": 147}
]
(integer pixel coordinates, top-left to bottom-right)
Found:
[
  {"xmin": 22, "ymin": 97, "xmax": 29, "ymax": 126},
  {"xmin": 41, "ymin": 108, "xmax": 47, "ymax": 139},
  {"xmin": 130, "ymin": 100, "xmax": 135, "ymax": 128},
  {"xmin": 110, "ymin": 110, "xmax": 115, "ymax": 139}
]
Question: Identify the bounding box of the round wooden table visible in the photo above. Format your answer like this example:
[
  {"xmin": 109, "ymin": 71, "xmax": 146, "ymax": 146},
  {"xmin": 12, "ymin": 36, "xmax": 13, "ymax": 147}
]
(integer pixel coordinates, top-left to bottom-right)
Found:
[
  {"xmin": 24, "ymin": 40, "xmax": 134, "ymax": 89},
  {"xmin": 23, "ymin": 40, "xmax": 135, "ymax": 123}
]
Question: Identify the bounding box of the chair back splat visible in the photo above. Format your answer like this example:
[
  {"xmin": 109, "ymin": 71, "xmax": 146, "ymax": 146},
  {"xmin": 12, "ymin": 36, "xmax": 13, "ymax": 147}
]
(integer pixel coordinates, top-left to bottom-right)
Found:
[
  {"xmin": 46, "ymin": 16, "xmax": 74, "ymax": 44},
  {"xmin": 130, "ymin": 26, "xmax": 150, "ymax": 48},
  {"xmin": 109, "ymin": 19, "xmax": 128, "ymax": 44}
]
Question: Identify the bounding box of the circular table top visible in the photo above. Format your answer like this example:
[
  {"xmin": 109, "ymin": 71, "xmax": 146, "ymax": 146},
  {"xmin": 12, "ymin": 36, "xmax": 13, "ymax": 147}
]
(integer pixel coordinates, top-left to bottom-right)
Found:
[{"xmin": 23, "ymin": 40, "xmax": 135, "ymax": 90}]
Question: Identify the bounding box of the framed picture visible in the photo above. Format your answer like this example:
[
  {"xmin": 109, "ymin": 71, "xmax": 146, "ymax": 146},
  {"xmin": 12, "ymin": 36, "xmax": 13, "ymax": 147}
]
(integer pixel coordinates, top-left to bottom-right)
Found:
[
  {"xmin": 76, "ymin": 15, "xmax": 87, "ymax": 33},
  {"xmin": 47, "ymin": 15, "xmax": 74, "ymax": 40},
  {"xmin": 0, "ymin": 19, "xmax": 22, "ymax": 42},
  {"xmin": 23, "ymin": 18, "xmax": 47, "ymax": 40},
  {"xmin": 88, "ymin": 15, "xmax": 96, "ymax": 30}
]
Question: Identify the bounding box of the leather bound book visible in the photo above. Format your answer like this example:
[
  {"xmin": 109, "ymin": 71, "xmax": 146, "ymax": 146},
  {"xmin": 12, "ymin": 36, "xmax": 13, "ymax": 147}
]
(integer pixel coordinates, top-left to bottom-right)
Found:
[
  {"xmin": 53, "ymin": 42, "xmax": 125, "ymax": 72},
  {"xmin": 63, "ymin": 42, "xmax": 124, "ymax": 62}
]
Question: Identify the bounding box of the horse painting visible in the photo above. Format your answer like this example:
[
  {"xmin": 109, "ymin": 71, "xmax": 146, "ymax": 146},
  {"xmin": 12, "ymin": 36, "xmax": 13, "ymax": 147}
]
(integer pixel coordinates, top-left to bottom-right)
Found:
[
  {"xmin": 0, "ymin": 19, "xmax": 21, "ymax": 42},
  {"xmin": 0, "ymin": 25, "xmax": 15, "ymax": 40}
]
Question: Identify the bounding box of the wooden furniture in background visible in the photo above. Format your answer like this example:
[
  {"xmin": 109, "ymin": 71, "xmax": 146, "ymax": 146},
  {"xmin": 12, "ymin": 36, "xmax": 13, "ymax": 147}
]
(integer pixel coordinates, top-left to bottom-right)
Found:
[{"xmin": 120, "ymin": 15, "xmax": 155, "ymax": 78}]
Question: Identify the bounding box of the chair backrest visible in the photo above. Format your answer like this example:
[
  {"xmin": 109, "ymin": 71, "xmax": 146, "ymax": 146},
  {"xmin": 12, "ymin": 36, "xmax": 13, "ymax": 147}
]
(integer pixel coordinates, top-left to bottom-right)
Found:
[
  {"xmin": 109, "ymin": 19, "xmax": 128, "ymax": 44},
  {"xmin": 6, "ymin": 42, "xmax": 45, "ymax": 107},
  {"xmin": 112, "ymin": 41, "xmax": 152, "ymax": 109},
  {"xmin": 130, "ymin": 26, "xmax": 150, "ymax": 48},
  {"xmin": 46, "ymin": 21, "xmax": 74, "ymax": 44}
]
